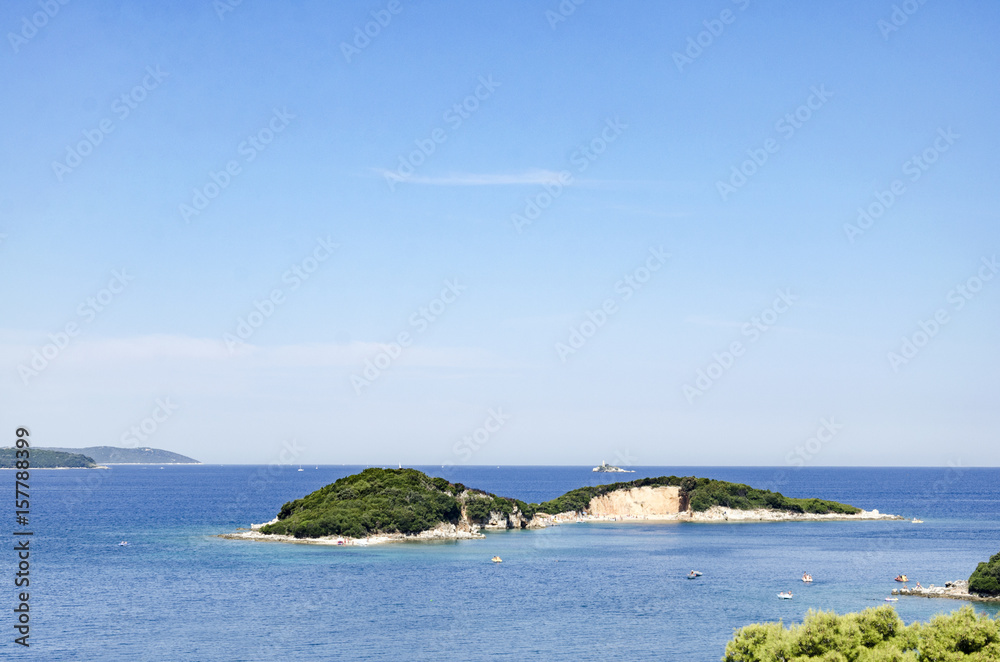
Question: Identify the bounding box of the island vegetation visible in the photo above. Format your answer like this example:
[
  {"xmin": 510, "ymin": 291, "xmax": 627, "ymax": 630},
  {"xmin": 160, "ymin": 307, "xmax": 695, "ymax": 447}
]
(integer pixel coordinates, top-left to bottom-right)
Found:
[
  {"xmin": 261, "ymin": 468, "xmax": 532, "ymax": 539},
  {"xmin": 723, "ymin": 604, "xmax": 1000, "ymax": 661},
  {"xmin": 40, "ymin": 446, "xmax": 199, "ymax": 464},
  {"xmin": 969, "ymin": 550, "xmax": 1000, "ymax": 596},
  {"xmin": 533, "ymin": 475, "xmax": 860, "ymax": 516},
  {"xmin": 259, "ymin": 468, "xmax": 863, "ymax": 540},
  {"xmin": 0, "ymin": 448, "xmax": 97, "ymax": 468}
]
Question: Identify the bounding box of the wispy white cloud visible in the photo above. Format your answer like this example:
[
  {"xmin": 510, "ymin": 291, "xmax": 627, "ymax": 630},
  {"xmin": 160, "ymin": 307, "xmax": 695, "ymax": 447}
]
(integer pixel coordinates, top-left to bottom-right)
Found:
[
  {"xmin": 0, "ymin": 334, "xmax": 511, "ymax": 372},
  {"xmin": 682, "ymin": 315, "xmax": 745, "ymax": 329},
  {"xmin": 374, "ymin": 168, "xmax": 569, "ymax": 187}
]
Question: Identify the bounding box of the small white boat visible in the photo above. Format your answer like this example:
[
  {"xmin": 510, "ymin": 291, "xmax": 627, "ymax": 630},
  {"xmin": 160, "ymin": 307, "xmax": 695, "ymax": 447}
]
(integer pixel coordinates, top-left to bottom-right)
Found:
[
  {"xmin": 777, "ymin": 592, "xmax": 793, "ymax": 599},
  {"xmin": 118, "ymin": 541, "xmax": 128, "ymax": 546},
  {"xmin": 491, "ymin": 556, "xmax": 502, "ymax": 563},
  {"xmin": 802, "ymin": 573, "xmax": 813, "ymax": 583},
  {"xmin": 911, "ymin": 518, "xmax": 923, "ymax": 524},
  {"xmin": 297, "ymin": 466, "xmax": 303, "ymax": 472},
  {"xmin": 885, "ymin": 597, "xmax": 898, "ymax": 602}
]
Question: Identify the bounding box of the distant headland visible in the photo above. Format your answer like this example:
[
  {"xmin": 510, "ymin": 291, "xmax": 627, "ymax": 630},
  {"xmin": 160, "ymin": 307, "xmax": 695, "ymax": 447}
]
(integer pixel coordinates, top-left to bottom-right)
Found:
[
  {"xmin": 220, "ymin": 468, "xmax": 901, "ymax": 546},
  {"xmin": 0, "ymin": 448, "xmax": 98, "ymax": 469},
  {"xmin": 39, "ymin": 446, "xmax": 200, "ymax": 465}
]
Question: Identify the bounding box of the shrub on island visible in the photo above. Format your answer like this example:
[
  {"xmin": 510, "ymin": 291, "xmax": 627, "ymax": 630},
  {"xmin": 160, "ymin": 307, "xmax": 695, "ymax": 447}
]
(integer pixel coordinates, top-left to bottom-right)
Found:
[
  {"xmin": 969, "ymin": 551, "xmax": 1000, "ymax": 596},
  {"xmin": 724, "ymin": 605, "xmax": 1000, "ymax": 661}
]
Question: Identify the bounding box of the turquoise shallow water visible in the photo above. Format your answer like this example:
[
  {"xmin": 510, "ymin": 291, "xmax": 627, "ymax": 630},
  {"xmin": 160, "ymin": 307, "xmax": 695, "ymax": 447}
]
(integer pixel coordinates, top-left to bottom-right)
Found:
[{"xmin": 8, "ymin": 465, "xmax": 1000, "ymax": 660}]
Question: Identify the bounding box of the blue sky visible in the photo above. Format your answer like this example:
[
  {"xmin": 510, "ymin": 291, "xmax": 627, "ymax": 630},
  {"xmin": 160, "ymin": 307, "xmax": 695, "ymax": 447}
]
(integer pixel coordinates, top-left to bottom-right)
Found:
[{"xmin": 1, "ymin": 0, "xmax": 997, "ymax": 466}]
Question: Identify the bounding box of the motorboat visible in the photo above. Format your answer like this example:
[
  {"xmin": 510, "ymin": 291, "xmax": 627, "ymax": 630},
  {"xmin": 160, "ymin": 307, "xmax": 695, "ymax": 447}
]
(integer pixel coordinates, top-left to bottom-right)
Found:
[
  {"xmin": 118, "ymin": 541, "xmax": 128, "ymax": 546},
  {"xmin": 894, "ymin": 575, "xmax": 909, "ymax": 582},
  {"xmin": 687, "ymin": 571, "xmax": 702, "ymax": 579},
  {"xmin": 885, "ymin": 597, "xmax": 898, "ymax": 602},
  {"xmin": 777, "ymin": 592, "xmax": 793, "ymax": 599},
  {"xmin": 911, "ymin": 518, "xmax": 923, "ymax": 523},
  {"xmin": 491, "ymin": 556, "xmax": 502, "ymax": 563},
  {"xmin": 802, "ymin": 573, "xmax": 813, "ymax": 583}
]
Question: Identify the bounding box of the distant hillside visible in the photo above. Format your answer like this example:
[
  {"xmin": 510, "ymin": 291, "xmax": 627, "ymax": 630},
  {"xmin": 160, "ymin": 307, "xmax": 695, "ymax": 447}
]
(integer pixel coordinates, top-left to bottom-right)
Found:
[
  {"xmin": 40, "ymin": 446, "xmax": 200, "ymax": 464},
  {"xmin": 0, "ymin": 448, "xmax": 97, "ymax": 468}
]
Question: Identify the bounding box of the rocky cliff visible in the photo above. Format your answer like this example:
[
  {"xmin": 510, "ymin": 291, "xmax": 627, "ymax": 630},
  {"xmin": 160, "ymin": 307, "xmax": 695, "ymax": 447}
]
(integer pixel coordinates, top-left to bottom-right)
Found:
[{"xmin": 586, "ymin": 485, "xmax": 683, "ymax": 517}]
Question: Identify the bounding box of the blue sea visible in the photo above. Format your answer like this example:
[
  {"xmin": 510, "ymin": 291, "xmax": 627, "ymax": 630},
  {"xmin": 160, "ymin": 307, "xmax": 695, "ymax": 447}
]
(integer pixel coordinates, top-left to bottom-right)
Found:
[{"xmin": 8, "ymin": 465, "xmax": 1000, "ymax": 661}]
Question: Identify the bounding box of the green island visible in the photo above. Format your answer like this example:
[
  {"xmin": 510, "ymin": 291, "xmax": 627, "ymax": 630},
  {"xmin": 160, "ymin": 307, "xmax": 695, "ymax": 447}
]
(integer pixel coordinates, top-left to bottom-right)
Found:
[
  {"xmin": 723, "ymin": 604, "xmax": 1000, "ymax": 661},
  {"xmin": 0, "ymin": 448, "xmax": 97, "ymax": 469},
  {"xmin": 534, "ymin": 475, "xmax": 861, "ymax": 516},
  {"xmin": 257, "ymin": 468, "xmax": 868, "ymax": 540},
  {"xmin": 969, "ymin": 551, "xmax": 1000, "ymax": 597},
  {"xmin": 40, "ymin": 445, "xmax": 200, "ymax": 464}
]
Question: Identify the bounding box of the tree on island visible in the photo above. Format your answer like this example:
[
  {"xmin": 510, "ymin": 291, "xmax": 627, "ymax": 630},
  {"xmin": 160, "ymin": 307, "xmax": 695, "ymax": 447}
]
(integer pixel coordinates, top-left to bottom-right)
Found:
[
  {"xmin": 724, "ymin": 604, "xmax": 1000, "ymax": 661},
  {"xmin": 969, "ymin": 551, "xmax": 1000, "ymax": 596}
]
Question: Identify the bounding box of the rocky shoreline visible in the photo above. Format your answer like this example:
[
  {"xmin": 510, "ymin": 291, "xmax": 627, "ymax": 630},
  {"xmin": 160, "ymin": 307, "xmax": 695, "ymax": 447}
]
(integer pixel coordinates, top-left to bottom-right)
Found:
[
  {"xmin": 893, "ymin": 580, "xmax": 1000, "ymax": 603},
  {"xmin": 220, "ymin": 506, "xmax": 902, "ymax": 547},
  {"xmin": 218, "ymin": 519, "xmax": 487, "ymax": 546},
  {"xmin": 535, "ymin": 506, "xmax": 901, "ymax": 525}
]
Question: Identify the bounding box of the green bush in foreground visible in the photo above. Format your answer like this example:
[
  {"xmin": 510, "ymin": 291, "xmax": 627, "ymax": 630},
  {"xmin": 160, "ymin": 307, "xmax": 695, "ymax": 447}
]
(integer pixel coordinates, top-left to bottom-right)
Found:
[
  {"xmin": 724, "ymin": 605, "xmax": 1000, "ymax": 661},
  {"xmin": 969, "ymin": 550, "xmax": 1000, "ymax": 596}
]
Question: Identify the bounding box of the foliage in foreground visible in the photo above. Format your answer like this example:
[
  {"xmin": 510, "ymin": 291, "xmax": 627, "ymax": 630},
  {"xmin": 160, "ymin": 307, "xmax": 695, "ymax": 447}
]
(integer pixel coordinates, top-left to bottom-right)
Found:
[
  {"xmin": 261, "ymin": 468, "xmax": 862, "ymax": 539},
  {"xmin": 534, "ymin": 475, "xmax": 859, "ymax": 516},
  {"xmin": 724, "ymin": 604, "xmax": 1000, "ymax": 661},
  {"xmin": 0, "ymin": 447, "xmax": 97, "ymax": 468},
  {"xmin": 968, "ymin": 550, "xmax": 1000, "ymax": 596}
]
